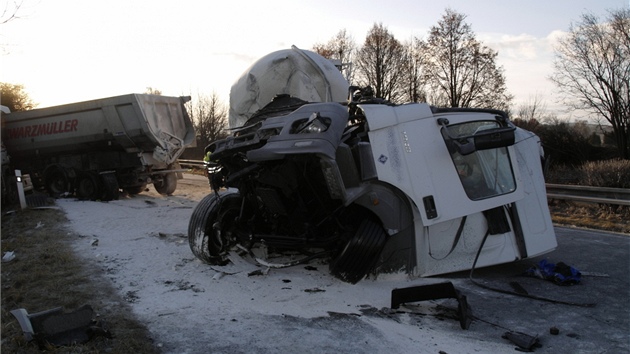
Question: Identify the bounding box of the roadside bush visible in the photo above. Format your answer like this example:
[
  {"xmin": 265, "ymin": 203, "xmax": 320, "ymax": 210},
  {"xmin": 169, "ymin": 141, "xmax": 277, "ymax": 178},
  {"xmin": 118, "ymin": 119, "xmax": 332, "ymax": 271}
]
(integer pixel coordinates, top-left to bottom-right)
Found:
[
  {"xmin": 545, "ymin": 164, "xmax": 583, "ymax": 184},
  {"xmin": 579, "ymin": 159, "xmax": 630, "ymax": 188},
  {"xmin": 537, "ymin": 122, "xmax": 592, "ymax": 166}
]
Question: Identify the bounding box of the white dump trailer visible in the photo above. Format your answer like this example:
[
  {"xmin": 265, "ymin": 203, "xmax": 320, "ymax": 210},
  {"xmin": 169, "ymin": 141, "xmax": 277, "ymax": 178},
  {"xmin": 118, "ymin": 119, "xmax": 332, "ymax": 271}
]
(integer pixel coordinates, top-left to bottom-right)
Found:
[{"xmin": 2, "ymin": 94, "xmax": 195, "ymax": 200}]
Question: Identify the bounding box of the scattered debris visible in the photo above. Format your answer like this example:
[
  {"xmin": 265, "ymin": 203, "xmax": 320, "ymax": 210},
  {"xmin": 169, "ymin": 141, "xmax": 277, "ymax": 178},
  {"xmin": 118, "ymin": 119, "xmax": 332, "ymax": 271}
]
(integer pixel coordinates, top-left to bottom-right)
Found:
[
  {"xmin": 248, "ymin": 269, "xmax": 269, "ymax": 277},
  {"xmin": 10, "ymin": 305, "xmax": 111, "ymax": 347},
  {"xmin": 391, "ymin": 282, "xmax": 472, "ymax": 330},
  {"xmin": 550, "ymin": 326, "xmax": 560, "ymax": 335},
  {"xmin": 125, "ymin": 291, "xmax": 139, "ymax": 303},
  {"xmin": 2, "ymin": 251, "xmax": 16, "ymax": 262},
  {"xmin": 35, "ymin": 221, "xmax": 44, "ymax": 229},
  {"xmin": 525, "ymin": 259, "xmax": 581, "ymax": 285},
  {"xmin": 502, "ymin": 331, "xmax": 541, "ymax": 352},
  {"xmin": 91, "ymin": 239, "xmax": 99, "ymax": 247},
  {"xmin": 509, "ymin": 281, "xmax": 529, "ymax": 295},
  {"xmin": 304, "ymin": 288, "xmax": 325, "ymax": 293}
]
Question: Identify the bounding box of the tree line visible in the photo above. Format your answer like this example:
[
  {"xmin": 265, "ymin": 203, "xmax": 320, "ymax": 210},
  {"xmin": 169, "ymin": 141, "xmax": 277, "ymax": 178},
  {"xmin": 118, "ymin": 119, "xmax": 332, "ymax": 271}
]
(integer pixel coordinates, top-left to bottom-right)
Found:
[
  {"xmin": 2, "ymin": 8, "xmax": 628, "ymax": 160},
  {"xmin": 311, "ymin": 8, "xmax": 628, "ymax": 160}
]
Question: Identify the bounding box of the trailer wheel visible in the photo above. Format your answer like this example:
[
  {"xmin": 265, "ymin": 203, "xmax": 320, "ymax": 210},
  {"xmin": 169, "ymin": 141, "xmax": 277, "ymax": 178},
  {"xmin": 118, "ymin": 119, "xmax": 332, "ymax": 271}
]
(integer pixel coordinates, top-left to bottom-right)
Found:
[
  {"xmin": 100, "ymin": 172, "xmax": 120, "ymax": 201},
  {"xmin": 45, "ymin": 166, "xmax": 72, "ymax": 197},
  {"xmin": 329, "ymin": 217, "xmax": 387, "ymax": 284},
  {"xmin": 188, "ymin": 191, "xmax": 242, "ymax": 265},
  {"xmin": 154, "ymin": 173, "xmax": 177, "ymax": 195},
  {"xmin": 75, "ymin": 172, "xmax": 102, "ymax": 200}
]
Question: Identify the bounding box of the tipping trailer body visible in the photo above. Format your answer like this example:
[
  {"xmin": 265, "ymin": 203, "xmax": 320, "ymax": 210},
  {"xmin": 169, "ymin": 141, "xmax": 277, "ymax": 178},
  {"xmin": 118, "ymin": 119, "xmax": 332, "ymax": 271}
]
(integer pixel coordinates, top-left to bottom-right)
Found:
[{"xmin": 2, "ymin": 94, "xmax": 195, "ymax": 199}]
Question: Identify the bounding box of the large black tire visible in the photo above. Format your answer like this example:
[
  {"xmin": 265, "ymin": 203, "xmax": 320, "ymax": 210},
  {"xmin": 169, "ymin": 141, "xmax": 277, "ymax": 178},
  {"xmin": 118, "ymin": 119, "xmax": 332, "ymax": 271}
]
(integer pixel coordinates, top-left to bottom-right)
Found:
[
  {"xmin": 188, "ymin": 191, "xmax": 243, "ymax": 265},
  {"xmin": 100, "ymin": 172, "xmax": 120, "ymax": 201},
  {"xmin": 44, "ymin": 166, "xmax": 73, "ymax": 197},
  {"xmin": 154, "ymin": 173, "xmax": 177, "ymax": 195},
  {"xmin": 329, "ymin": 218, "xmax": 388, "ymax": 284},
  {"xmin": 75, "ymin": 172, "xmax": 102, "ymax": 200}
]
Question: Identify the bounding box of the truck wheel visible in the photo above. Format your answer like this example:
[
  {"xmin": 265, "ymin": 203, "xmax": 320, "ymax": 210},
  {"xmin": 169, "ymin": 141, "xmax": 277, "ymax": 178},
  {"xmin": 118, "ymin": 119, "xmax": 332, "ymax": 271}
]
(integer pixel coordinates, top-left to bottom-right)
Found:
[
  {"xmin": 329, "ymin": 217, "xmax": 387, "ymax": 284},
  {"xmin": 188, "ymin": 191, "xmax": 242, "ymax": 265},
  {"xmin": 100, "ymin": 172, "xmax": 120, "ymax": 201},
  {"xmin": 45, "ymin": 166, "xmax": 72, "ymax": 197},
  {"xmin": 154, "ymin": 173, "xmax": 177, "ymax": 195},
  {"xmin": 75, "ymin": 172, "xmax": 102, "ymax": 200}
]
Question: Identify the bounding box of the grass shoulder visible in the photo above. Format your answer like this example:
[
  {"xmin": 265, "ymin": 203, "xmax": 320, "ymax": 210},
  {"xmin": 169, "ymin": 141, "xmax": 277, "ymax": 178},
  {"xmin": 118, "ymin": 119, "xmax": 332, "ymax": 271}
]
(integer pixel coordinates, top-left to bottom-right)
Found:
[{"xmin": 1, "ymin": 207, "xmax": 160, "ymax": 353}]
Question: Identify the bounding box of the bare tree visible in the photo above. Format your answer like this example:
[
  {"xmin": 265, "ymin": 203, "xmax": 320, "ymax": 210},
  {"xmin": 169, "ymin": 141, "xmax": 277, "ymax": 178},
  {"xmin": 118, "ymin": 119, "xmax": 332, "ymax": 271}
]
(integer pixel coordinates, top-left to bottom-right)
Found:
[
  {"xmin": 1, "ymin": 0, "xmax": 24, "ymax": 25},
  {"xmin": 516, "ymin": 93, "xmax": 549, "ymax": 121},
  {"xmin": 145, "ymin": 87, "xmax": 162, "ymax": 95},
  {"xmin": 550, "ymin": 9, "xmax": 630, "ymax": 159},
  {"xmin": 0, "ymin": 82, "xmax": 36, "ymax": 112},
  {"xmin": 399, "ymin": 39, "xmax": 426, "ymax": 103},
  {"xmin": 354, "ymin": 23, "xmax": 407, "ymax": 102},
  {"xmin": 418, "ymin": 9, "xmax": 512, "ymax": 110},
  {"xmin": 312, "ymin": 29, "xmax": 357, "ymax": 83},
  {"xmin": 186, "ymin": 91, "xmax": 228, "ymax": 150}
]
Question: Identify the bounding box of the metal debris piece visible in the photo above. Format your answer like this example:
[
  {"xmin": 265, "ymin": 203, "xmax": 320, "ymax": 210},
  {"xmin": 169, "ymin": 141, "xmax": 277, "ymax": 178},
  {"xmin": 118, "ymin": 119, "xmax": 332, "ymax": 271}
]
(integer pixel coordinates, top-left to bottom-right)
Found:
[
  {"xmin": 2, "ymin": 251, "xmax": 16, "ymax": 262},
  {"xmin": 304, "ymin": 288, "xmax": 325, "ymax": 293},
  {"xmin": 391, "ymin": 282, "xmax": 473, "ymax": 330},
  {"xmin": 10, "ymin": 305, "xmax": 110, "ymax": 346},
  {"xmin": 509, "ymin": 281, "xmax": 529, "ymax": 295}
]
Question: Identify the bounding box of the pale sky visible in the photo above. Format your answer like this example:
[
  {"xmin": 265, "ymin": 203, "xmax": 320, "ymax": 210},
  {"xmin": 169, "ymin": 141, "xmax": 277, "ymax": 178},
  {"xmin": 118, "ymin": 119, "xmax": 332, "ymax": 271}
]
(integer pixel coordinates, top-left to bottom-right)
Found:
[{"xmin": 1, "ymin": 0, "xmax": 627, "ymax": 120}]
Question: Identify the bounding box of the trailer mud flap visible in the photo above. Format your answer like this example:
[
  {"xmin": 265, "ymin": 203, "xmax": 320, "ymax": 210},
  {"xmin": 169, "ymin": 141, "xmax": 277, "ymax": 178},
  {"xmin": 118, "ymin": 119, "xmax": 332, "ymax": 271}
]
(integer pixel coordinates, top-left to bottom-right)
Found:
[{"xmin": 391, "ymin": 282, "xmax": 472, "ymax": 329}]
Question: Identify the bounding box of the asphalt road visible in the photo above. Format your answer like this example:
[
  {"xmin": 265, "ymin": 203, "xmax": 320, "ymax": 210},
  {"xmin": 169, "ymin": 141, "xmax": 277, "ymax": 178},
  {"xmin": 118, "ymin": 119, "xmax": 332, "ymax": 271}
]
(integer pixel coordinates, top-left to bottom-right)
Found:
[{"xmin": 442, "ymin": 226, "xmax": 630, "ymax": 353}]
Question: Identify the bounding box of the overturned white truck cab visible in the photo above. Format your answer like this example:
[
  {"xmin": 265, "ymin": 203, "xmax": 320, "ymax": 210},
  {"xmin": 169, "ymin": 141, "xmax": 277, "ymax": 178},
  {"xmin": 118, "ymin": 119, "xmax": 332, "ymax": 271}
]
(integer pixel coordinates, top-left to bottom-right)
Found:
[{"xmin": 188, "ymin": 47, "xmax": 557, "ymax": 283}]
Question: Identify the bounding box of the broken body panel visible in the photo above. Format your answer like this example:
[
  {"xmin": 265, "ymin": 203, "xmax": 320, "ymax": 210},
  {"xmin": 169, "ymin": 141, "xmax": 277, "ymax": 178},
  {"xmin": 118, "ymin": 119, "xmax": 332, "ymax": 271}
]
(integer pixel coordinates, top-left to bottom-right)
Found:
[{"xmin": 361, "ymin": 104, "xmax": 556, "ymax": 276}]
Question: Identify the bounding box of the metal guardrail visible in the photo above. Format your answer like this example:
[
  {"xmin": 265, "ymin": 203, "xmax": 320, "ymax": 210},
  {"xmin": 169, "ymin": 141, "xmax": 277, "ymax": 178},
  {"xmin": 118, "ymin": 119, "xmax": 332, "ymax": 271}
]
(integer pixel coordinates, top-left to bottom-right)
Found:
[
  {"xmin": 177, "ymin": 160, "xmax": 630, "ymax": 206},
  {"xmin": 178, "ymin": 159, "xmax": 206, "ymax": 169},
  {"xmin": 546, "ymin": 183, "xmax": 630, "ymax": 206}
]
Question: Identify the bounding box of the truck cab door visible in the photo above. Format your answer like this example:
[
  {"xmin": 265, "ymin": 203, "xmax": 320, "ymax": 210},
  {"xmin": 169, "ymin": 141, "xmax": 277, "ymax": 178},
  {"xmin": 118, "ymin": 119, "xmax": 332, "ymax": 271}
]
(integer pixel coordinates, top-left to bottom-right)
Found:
[{"xmin": 361, "ymin": 104, "xmax": 524, "ymax": 226}]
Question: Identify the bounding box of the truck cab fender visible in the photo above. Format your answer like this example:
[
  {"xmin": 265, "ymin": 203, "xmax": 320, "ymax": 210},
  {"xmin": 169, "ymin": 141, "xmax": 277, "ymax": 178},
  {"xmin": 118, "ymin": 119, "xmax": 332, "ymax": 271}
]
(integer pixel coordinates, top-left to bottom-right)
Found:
[{"xmin": 349, "ymin": 182, "xmax": 414, "ymax": 237}]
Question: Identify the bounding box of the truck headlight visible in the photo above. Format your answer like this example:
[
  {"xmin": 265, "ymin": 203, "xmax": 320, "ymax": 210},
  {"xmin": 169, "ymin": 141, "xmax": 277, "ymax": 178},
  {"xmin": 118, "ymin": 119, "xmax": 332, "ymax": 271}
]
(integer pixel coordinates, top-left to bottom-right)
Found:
[{"xmin": 291, "ymin": 112, "xmax": 331, "ymax": 134}]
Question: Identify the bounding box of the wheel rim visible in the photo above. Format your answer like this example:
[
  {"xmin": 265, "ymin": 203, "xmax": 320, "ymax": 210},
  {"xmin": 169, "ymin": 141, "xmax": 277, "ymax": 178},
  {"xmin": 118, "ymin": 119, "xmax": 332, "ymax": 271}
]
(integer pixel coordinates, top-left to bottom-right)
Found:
[
  {"xmin": 46, "ymin": 169, "xmax": 71, "ymax": 196},
  {"xmin": 154, "ymin": 173, "xmax": 177, "ymax": 195},
  {"xmin": 76, "ymin": 173, "xmax": 101, "ymax": 200},
  {"xmin": 188, "ymin": 191, "xmax": 243, "ymax": 265},
  {"xmin": 208, "ymin": 206, "xmax": 240, "ymax": 256}
]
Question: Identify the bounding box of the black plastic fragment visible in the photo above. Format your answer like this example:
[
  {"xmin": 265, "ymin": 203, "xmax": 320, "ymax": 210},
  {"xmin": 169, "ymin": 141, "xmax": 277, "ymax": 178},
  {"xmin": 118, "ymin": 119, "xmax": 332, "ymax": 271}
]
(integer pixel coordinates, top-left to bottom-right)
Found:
[
  {"xmin": 502, "ymin": 331, "xmax": 541, "ymax": 352},
  {"xmin": 391, "ymin": 282, "xmax": 473, "ymax": 329},
  {"xmin": 10, "ymin": 304, "xmax": 111, "ymax": 347}
]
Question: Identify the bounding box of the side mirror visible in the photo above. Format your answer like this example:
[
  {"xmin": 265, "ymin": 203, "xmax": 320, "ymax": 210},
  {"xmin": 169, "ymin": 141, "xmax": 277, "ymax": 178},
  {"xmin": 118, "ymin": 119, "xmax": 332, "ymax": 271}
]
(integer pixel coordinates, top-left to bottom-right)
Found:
[{"xmin": 439, "ymin": 118, "xmax": 515, "ymax": 156}]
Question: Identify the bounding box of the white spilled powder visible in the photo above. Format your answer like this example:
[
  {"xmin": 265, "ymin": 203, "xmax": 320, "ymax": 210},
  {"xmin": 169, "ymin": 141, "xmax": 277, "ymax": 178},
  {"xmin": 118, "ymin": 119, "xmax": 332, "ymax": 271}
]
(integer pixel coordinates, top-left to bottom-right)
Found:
[{"xmin": 57, "ymin": 184, "xmax": 512, "ymax": 354}]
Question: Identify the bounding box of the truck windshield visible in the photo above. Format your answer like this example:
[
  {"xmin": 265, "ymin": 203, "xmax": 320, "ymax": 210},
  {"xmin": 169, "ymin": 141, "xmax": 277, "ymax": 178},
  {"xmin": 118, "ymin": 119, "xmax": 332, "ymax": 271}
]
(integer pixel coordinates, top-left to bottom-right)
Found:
[{"xmin": 443, "ymin": 120, "xmax": 516, "ymax": 200}]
